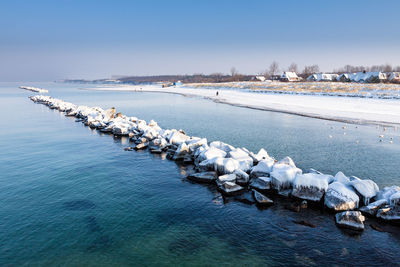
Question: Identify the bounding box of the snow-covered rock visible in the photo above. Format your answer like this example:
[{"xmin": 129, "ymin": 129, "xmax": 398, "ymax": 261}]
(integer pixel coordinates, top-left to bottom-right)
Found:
[
  {"xmin": 291, "ymin": 173, "xmax": 329, "ymax": 201},
  {"xmin": 186, "ymin": 138, "xmax": 208, "ymax": 153},
  {"xmin": 390, "ymin": 192, "xmax": 400, "ymax": 207},
  {"xmin": 359, "ymin": 199, "xmax": 388, "ymax": 216},
  {"xmin": 197, "ymin": 147, "xmax": 227, "ymax": 162},
  {"xmin": 377, "ymin": 186, "xmax": 400, "ymax": 203},
  {"xmin": 335, "ymin": 211, "xmax": 365, "ymax": 231},
  {"xmin": 324, "ymin": 182, "xmax": 359, "ymax": 211},
  {"xmin": 167, "ymin": 130, "xmax": 190, "ymax": 145},
  {"xmin": 216, "ymin": 174, "xmax": 236, "ymax": 184},
  {"xmin": 227, "ymin": 148, "xmax": 248, "ymax": 159},
  {"xmin": 218, "ymin": 182, "xmax": 244, "ymax": 196},
  {"xmin": 234, "ymin": 169, "xmax": 250, "ymax": 185},
  {"xmin": 214, "ymin": 158, "xmax": 240, "ymax": 174},
  {"xmin": 187, "ymin": 172, "xmax": 217, "ymax": 184},
  {"xmin": 173, "ymin": 142, "xmax": 190, "ymax": 160},
  {"xmin": 250, "ymin": 177, "xmax": 271, "ymax": 191},
  {"xmin": 349, "ymin": 179, "xmax": 379, "ymax": 205},
  {"xmin": 333, "ymin": 171, "xmax": 350, "ymax": 184},
  {"xmin": 209, "ymin": 141, "xmax": 235, "ymax": 153},
  {"xmin": 250, "ymin": 158, "xmax": 275, "ymax": 177},
  {"xmin": 270, "ymin": 161, "xmax": 302, "ymax": 191},
  {"xmin": 376, "ymin": 206, "xmax": 400, "ymax": 222}
]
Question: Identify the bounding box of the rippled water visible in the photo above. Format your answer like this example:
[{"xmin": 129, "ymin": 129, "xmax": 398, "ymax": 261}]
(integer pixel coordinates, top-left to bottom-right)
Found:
[{"xmin": 0, "ymin": 82, "xmax": 399, "ymax": 266}]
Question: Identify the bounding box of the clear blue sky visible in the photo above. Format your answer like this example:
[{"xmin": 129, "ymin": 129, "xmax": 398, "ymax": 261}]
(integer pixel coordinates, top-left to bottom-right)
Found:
[{"xmin": 1, "ymin": 0, "xmax": 399, "ymax": 81}]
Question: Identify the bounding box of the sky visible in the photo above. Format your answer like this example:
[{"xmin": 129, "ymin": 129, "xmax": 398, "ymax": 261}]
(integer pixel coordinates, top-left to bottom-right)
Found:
[{"xmin": 1, "ymin": 0, "xmax": 399, "ymax": 81}]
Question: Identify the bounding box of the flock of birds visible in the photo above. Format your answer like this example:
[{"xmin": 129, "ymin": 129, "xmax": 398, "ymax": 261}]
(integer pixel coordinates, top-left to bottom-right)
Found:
[{"xmin": 327, "ymin": 124, "xmax": 397, "ymax": 144}]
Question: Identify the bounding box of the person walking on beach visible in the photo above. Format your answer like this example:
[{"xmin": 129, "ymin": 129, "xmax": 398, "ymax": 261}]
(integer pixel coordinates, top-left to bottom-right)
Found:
[{"xmin": 216, "ymin": 91, "xmax": 219, "ymax": 96}]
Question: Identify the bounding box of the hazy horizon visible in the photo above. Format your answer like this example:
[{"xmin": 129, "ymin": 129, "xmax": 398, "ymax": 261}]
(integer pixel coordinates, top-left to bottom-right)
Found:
[{"xmin": 1, "ymin": 0, "xmax": 400, "ymax": 82}]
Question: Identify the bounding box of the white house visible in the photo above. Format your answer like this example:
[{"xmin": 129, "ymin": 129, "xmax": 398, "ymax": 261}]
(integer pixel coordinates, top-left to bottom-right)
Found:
[
  {"xmin": 255, "ymin": 75, "xmax": 266, "ymax": 82},
  {"xmin": 350, "ymin": 72, "xmax": 387, "ymax": 83},
  {"xmin": 280, "ymin": 72, "xmax": 301, "ymax": 82}
]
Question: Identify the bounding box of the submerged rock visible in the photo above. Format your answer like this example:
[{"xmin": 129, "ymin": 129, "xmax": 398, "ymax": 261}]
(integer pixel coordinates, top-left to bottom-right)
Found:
[
  {"xmin": 291, "ymin": 173, "xmax": 329, "ymax": 202},
  {"xmin": 252, "ymin": 190, "xmax": 273, "ymax": 205},
  {"xmin": 187, "ymin": 171, "xmax": 217, "ymax": 184},
  {"xmin": 324, "ymin": 182, "xmax": 359, "ymax": 211},
  {"xmin": 335, "ymin": 211, "xmax": 365, "ymax": 231}
]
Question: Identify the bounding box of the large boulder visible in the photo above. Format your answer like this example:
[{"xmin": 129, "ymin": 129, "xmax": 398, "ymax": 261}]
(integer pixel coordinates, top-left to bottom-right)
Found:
[
  {"xmin": 390, "ymin": 192, "xmax": 400, "ymax": 207},
  {"xmin": 214, "ymin": 158, "xmax": 240, "ymax": 174},
  {"xmin": 335, "ymin": 211, "xmax": 365, "ymax": 231},
  {"xmin": 227, "ymin": 148, "xmax": 249, "ymax": 159},
  {"xmin": 349, "ymin": 179, "xmax": 379, "ymax": 205},
  {"xmin": 333, "ymin": 171, "xmax": 350, "ymax": 184},
  {"xmin": 250, "ymin": 158, "xmax": 275, "ymax": 177},
  {"xmin": 198, "ymin": 158, "xmax": 220, "ymax": 171},
  {"xmin": 168, "ymin": 130, "xmax": 190, "ymax": 145},
  {"xmin": 186, "ymin": 138, "xmax": 208, "ymax": 153},
  {"xmin": 173, "ymin": 142, "xmax": 190, "ymax": 160},
  {"xmin": 359, "ymin": 199, "xmax": 388, "ymax": 216},
  {"xmin": 216, "ymin": 174, "xmax": 236, "ymax": 185},
  {"xmin": 270, "ymin": 160, "xmax": 302, "ymax": 191},
  {"xmin": 291, "ymin": 173, "xmax": 329, "ymax": 202},
  {"xmin": 324, "ymin": 182, "xmax": 359, "ymax": 211},
  {"xmin": 187, "ymin": 172, "xmax": 217, "ymax": 184}
]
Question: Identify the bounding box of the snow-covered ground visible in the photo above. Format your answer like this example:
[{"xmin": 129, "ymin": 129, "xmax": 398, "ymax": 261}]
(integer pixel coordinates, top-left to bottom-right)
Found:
[{"xmin": 85, "ymin": 84, "xmax": 400, "ymax": 126}]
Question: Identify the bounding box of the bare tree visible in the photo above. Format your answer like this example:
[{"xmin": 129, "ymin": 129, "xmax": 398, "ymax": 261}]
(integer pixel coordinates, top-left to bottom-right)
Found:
[
  {"xmin": 288, "ymin": 63, "xmax": 298, "ymax": 73},
  {"xmin": 230, "ymin": 67, "xmax": 238, "ymax": 77},
  {"xmin": 268, "ymin": 61, "xmax": 279, "ymax": 76},
  {"xmin": 302, "ymin": 64, "xmax": 320, "ymax": 75}
]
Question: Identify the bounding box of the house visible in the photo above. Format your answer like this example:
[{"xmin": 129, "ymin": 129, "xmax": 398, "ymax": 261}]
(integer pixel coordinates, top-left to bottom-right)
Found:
[
  {"xmin": 307, "ymin": 73, "xmax": 339, "ymax": 82},
  {"xmin": 350, "ymin": 72, "xmax": 386, "ymax": 83},
  {"xmin": 388, "ymin": 72, "xmax": 400, "ymax": 82},
  {"xmin": 280, "ymin": 72, "xmax": 301, "ymax": 82},
  {"xmin": 337, "ymin": 73, "xmax": 353, "ymax": 82},
  {"xmin": 255, "ymin": 75, "xmax": 266, "ymax": 82}
]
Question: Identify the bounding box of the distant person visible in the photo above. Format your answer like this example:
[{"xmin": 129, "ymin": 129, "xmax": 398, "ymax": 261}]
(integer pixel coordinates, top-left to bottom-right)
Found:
[{"xmin": 216, "ymin": 91, "xmax": 219, "ymax": 96}]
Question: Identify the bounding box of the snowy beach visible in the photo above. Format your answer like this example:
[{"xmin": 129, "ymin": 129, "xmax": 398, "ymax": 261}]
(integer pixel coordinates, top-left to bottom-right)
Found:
[{"xmin": 86, "ymin": 84, "xmax": 400, "ymax": 126}]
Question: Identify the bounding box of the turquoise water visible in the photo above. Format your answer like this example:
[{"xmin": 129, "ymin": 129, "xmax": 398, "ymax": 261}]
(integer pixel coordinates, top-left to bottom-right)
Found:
[{"xmin": 1, "ymin": 82, "xmax": 399, "ymax": 266}]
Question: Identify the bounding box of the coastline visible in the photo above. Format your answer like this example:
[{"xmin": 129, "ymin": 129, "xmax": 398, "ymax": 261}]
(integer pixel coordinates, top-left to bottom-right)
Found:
[{"xmin": 83, "ymin": 85, "xmax": 400, "ymax": 127}]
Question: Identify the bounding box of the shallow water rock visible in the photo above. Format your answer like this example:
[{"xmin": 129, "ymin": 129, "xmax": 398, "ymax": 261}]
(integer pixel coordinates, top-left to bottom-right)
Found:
[
  {"xmin": 234, "ymin": 191, "xmax": 255, "ymax": 205},
  {"xmin": 250, "ymin": 177, "xmax": 271, "ymax": 192},
  {"xmin": 134, "ymin": 142, "xmax": 148, "ymax": 150},
  {"xmin": 291, "ymin": 173, "xmax": 329, "ymax": 202},
  {"xmin": 252, "ymin": 190, "xmax": 273, "ymax": 205},
  {"xmin": 187, "ymin": 171, "xmax": 217, "ymax": 184},
  {"xmin": 250, "ymin": 158, "xmax": 275, "ymax": 177},
  {"xmin": 335, "ymin": 211, "xmax": 365, "ymax": 231},
  {"xmin": 173, "ymin": 142, "xmax": 190, "ymax": 160},
  {"xmin": 376, "ymin": 206, "xmax": 400, "ymax": 223},
  {"xmin": 324, "ymin": 182, "xmax": 359, "ymax": 211},
  {"xmin": 350, "ymin": 179, "xmax": 379, "ymax": 205},
  {"xmin": 218, "ymin": 181, "xmax": 245, "ymax": 196},
  {"xmin": 359, "ymin": 199, "xmax": 388, "ymax": 216}
]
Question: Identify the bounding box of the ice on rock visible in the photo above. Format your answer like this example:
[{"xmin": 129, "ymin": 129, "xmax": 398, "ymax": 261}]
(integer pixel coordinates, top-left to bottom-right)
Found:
[
  {"xmin": 390, "ymin": 192, "xmax": 400, "ymax": 207},
  {"xmin": 324, "ymin": 182, "xmax": 359, "ymax": 211},
  {"xmin": 198, "ymin": 158, "xmax": 220, "ymax": 171},
  {"xmin": 186, "ymin": 138, "xmax": 208, "ymax": 153},
  {"xmin": 291, "ymin": 173, "xmax": 329, "ymax": 201},
  {"xmin": 377, "ymin": 186, "xmax": 400, "ymax": 203},
  {"xmin": 214, "ymin": 158, "xmax": 240, "ymax": 174},
  {"xmin": 359, "ymin": 199, "xmax": 388, "ymax": 216},
  {"xmin": 209, "ymin": 141, "xmax": 235, "ymax": 153},
  {"xmin": 335, "ymin": 211, "xmax": 365, "ymax": 231},
  {"xmin": 173, "ymin": 142, "xmax": 190, "ymax": 160},
  {"xmin": 218, "ymin": 181, "xmax": 244, "ymax": 196},
  {"xmin": 198, "ymin": 147, "xmax": 227, "ymax": 162},
  {"xmin": 270, "ymin": 158, "xmax": 302, "ymax": 191},
  {"xmin": 349, "ymin": 179, "xmax": 379, "ymax": 205},
  {"xmin": 227, "ymin": 148, "xmax": 249, "ymax": 159},
  {"xmin": 250, "ymin": 158, "xmax": 275, "ymax": 177},
  {"xmin": 167, "ymin": 130, "xmax": 190, "ymax": 145},
  {"xmin": 376, "ymin": 206, "xmax": 400, "ymax": 222},
  {"xmin": 333, "ymin": 171, "xmax": 350, "ymax": 184}
]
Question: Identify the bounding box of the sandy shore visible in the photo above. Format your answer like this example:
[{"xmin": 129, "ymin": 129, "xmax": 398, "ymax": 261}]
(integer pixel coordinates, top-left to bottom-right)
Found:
[{"xmin": 85, "ymin": 84, "xmax": 400, "ymax": 126}]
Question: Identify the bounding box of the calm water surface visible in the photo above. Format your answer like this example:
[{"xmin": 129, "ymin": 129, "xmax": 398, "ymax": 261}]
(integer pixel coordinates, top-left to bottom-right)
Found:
[{"xmin": 0, "ymin": 82, "xmax": 399, "ymax": 266}]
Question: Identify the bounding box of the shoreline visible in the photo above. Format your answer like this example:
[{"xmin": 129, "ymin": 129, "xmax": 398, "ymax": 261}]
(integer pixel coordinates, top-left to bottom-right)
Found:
[{"xmin": 83, "ymin": 85, "xmax": 400, "ymax": 127}]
